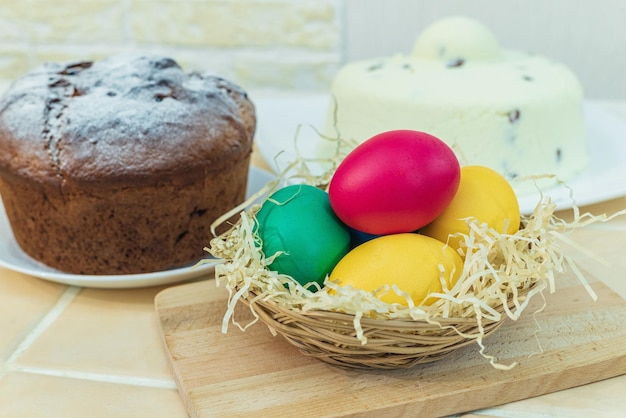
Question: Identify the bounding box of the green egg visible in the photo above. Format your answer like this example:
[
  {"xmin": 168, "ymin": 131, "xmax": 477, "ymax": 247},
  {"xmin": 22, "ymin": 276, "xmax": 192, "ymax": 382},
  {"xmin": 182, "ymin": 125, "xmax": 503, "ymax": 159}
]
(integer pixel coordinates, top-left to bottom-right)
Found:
[{"xmin": 255, "ymin": 184, "xmax": 351, "ymax": 290}]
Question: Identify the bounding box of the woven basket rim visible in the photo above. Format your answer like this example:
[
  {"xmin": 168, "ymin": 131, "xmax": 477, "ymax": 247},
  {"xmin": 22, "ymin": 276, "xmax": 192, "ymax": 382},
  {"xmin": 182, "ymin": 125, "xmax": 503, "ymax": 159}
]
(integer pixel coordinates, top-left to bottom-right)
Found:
[{"xmin": 241, "ymin": 284, "xmax": 533, "ymax": 328}]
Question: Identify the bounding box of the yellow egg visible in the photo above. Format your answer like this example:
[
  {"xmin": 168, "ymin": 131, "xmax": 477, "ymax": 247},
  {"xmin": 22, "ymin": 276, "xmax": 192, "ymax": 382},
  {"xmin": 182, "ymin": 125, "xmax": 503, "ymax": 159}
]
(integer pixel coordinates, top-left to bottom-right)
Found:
[
  {"xmin": 329, "ymin": 233, "xmax": 463, "ymax": 306},
  {"xmin": 420, "ymin": 165, "xmax": 521, "ymax": 252}
]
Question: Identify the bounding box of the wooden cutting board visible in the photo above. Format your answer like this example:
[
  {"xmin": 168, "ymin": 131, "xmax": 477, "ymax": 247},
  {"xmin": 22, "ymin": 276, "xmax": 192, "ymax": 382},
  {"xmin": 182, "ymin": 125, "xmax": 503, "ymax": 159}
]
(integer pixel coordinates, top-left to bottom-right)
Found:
[{"xmin": 155, "ymin": 272, "xmax": 626, "ymax": 417}]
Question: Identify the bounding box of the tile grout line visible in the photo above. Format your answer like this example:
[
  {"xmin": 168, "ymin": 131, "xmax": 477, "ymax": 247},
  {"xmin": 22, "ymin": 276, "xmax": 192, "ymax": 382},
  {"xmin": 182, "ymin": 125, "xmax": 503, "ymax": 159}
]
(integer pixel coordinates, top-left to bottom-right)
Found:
[
  {"xmin": 0, "ymin": 283, "xmax": 179, "ymax": 390},
  {"xmin": 0, "ymin": 285, "xmax": 81, "ymax": 377},
  {"xmin": 13, "ymin": 366, "xmax": 178, "ymax": 389}
]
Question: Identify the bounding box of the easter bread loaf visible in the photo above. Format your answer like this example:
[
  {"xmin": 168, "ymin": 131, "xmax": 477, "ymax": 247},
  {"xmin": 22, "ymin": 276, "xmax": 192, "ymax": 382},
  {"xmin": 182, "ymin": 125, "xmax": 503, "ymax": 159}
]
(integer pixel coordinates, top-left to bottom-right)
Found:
[{"xmin": 0, "ymin": 54, "xmax": 255, "ymax": 275}]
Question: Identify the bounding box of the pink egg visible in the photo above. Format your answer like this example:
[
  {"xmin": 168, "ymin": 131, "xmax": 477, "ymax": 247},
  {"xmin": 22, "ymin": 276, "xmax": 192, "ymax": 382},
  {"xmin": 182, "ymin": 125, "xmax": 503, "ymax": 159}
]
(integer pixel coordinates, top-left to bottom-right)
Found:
[{"xmin": 328, "ymin": 130, "xmax": 460, "ymax": 235}]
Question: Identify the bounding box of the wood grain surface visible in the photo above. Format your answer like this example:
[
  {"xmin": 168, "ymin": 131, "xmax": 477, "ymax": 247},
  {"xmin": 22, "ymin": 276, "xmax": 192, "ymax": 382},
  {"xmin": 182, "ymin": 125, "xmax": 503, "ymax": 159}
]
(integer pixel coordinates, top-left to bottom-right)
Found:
[{"xmin": 155, "ymin": 272, "xmax": 626, "ymax": 417}]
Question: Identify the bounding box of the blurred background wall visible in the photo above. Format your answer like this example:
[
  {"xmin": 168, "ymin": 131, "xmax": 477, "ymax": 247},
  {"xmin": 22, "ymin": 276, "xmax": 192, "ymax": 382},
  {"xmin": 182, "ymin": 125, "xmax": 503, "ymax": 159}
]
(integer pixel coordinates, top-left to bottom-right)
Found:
[
  {"xmin": 0, "ymin": 0, "xmax": 342, "ymax": 91},
  {"xmin": 0, "ymin": 0, "xmax": 624, "ymax": 98},
  {"xmin": 345, "ymin": 0, "xmax": 626, "ymax": 100}
]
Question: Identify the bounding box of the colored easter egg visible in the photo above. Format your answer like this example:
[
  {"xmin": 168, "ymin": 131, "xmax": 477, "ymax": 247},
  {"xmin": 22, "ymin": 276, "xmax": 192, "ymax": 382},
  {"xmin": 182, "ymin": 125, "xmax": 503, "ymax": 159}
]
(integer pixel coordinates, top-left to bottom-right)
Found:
[
  {"xmin": 329, "ymin": 233, "xmax": 464, "ymax": 306},
  {"xmin": 328, "ymin": 130, "xmax": 460, "ymax": 235},
  {"xmin": 420, "ymin": 165, "xmax": 520, "ymax": 252},
  {"xmin": 255, "ymin": 184, "xmax": 351, "ymax": 289}
]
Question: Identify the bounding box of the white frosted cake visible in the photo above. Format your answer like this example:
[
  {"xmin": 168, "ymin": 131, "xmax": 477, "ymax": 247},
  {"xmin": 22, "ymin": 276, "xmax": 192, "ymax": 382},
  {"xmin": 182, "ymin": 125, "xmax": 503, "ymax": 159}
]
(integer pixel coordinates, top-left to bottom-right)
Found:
[{"xmin": 323, "ymin": 16, "xmax": 588, "ymax": 194}]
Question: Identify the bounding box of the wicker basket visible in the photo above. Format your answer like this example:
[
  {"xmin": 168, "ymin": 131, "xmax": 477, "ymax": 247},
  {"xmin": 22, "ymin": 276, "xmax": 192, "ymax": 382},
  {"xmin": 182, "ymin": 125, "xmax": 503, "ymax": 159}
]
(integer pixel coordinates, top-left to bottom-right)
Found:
[
  {"xmin": 208, "ymin": 153, "xmax": 608, "ymax": 370},
  {"xmin": 209, "ymin": 199, "xmax": 562, "ymax": 369},
  {"xmin": 239, "ymin": 286, "xmax": 529, "ymax": 369}
]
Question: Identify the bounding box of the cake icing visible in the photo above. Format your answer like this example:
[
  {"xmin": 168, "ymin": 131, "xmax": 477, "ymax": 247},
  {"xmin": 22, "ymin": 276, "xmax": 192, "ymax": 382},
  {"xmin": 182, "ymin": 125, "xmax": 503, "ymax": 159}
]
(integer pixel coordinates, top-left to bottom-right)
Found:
[{"xmin": 323, "ymin": 16, "xmax": 588, "ymax": 194}]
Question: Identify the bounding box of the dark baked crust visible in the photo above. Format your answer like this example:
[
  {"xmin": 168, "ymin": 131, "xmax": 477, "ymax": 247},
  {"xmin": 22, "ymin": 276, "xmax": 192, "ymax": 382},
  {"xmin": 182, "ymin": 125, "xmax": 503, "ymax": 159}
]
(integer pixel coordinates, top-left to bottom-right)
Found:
[{"xmin": 0, "ymin": 55, "xmax": 255, "ymax": 275}]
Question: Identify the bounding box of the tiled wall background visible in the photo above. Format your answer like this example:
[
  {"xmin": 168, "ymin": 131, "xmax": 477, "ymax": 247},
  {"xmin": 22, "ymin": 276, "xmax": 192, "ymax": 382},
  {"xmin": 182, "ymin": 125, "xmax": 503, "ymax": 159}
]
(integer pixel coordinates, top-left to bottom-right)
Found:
[{"xmin": 0, "ymin": 0, "xmax": 342, "ymax": 91}]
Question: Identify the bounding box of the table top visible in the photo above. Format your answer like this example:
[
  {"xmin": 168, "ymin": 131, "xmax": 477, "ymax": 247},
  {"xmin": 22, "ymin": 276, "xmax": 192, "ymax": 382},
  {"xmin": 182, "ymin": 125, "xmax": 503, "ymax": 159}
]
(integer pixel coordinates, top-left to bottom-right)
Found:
[{"xmin": 1, "ymin": 102, "xmax": 625, "ymax": 418}]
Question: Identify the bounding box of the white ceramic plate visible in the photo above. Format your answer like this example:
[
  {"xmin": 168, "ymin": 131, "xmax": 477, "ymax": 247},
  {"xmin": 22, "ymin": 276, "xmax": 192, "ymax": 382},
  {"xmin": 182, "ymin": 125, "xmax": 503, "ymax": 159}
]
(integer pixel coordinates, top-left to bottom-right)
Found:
[
  {"xmin": 254, "ymin": 94, "xmax": 626, "ymax": 214},
  {"xmin": 0, "ymin": 167, "xmax": 275, "ymax": 288}
]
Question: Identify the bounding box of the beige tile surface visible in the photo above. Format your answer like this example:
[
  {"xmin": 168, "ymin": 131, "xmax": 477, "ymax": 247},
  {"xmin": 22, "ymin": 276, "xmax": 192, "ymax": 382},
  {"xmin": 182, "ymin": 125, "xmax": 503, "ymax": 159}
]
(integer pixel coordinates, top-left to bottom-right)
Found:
[
  {"xmin": 471, "ymin": 374, "xmax": 626, "ymax": 418},
  {"xmin": 15, "ymin": 285, "xmax": 176, "ymax": 380},
  {"xmin": 0, "ymin": 271, "xmax": 67, "ymax": 362},
  {"xmin": 0, "ymin": 371, "xmax": 187, "ymax": 418}
]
